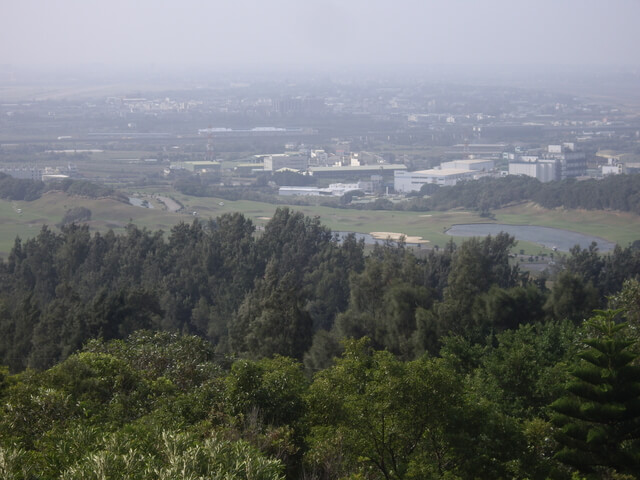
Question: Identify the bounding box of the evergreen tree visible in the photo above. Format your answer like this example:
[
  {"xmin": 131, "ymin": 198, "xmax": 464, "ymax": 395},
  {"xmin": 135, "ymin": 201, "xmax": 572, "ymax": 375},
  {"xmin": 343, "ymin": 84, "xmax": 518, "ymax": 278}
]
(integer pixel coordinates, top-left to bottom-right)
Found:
[
  {"xmin": 230, "ymin": 261, "xmax": 312, "ymax": 360},
  {"xmin": 551, "ymin": 309, "xmax": 640, "ymax": 478},
  {"xmin": 545, "ymin": 271, "xmax": 600, "ymax": 324}
]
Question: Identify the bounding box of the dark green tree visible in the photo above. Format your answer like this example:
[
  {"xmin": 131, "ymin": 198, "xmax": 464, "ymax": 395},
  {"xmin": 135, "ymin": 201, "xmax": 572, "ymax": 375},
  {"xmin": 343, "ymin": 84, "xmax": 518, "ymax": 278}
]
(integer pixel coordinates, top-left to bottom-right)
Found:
[
  {"xmin": 472, "ymin": 284, "xmax": 547, "ymax": 333},
  {"xmin": 257, "ymin": 207, "xmax": 332, "ymax": 283},
  {"xmin": 305, "ymin": 338, "xmax": 521, "ymax": 479},
  {"xmin": 230, "ymin": 261, "xmax": 312, "ymax": 360},
  {"xmin": 417, "ymin": 233, "xmax": 519, "ymax": 351},
  {"xmin": 545, "ymin": 272, "xmax": 600, "ymax": 324},
  {"xmin": 303, "ymin": 329, "xmax": 344, "ymax": 374},
  {"xmin": 551, "ymin": 309, "xmax": 640, "ymax": 478}
]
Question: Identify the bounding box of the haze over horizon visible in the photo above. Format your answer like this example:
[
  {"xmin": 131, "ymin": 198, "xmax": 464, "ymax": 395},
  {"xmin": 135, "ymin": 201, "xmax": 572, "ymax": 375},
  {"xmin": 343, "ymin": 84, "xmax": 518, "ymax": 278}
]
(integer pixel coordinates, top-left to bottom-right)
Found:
[{"xmin": 2, "ymin": 0, "xmax": 640, "ymax": 75}]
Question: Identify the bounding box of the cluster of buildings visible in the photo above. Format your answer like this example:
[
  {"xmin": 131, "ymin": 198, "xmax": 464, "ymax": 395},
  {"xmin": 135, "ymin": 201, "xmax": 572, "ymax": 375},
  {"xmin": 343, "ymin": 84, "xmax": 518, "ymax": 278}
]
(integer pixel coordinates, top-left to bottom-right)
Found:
[
  {"xmin": 597, "ymin": 152, "xmax": 640, "ymax": 176},
  {"xmin": 248, "ymin": 149, "xmax": 405, "ymax": 196},
  {"xmin": 261, "ymin": 147, "xmax": 386, "ymax": 172},
  {"xmin": 106, "ymin": 96, "xmax": 201, "ymax": 113},
  {"xmin": 260, "ymin": 148, "xmax": 498, "ymax": 197},
  {"xmin": 392, "ymin": 143, "xmax": 593, "ymax": 194},
  {"xmin": 272, "ymin": 97, "xmax": 326, "ymax": 115},
  {"xmin": 0, "ymin": 164, "xmax": 78, "ymax": 182},
  {"xmin": 168, "ymin": 160, "xmax": 221, "ymax": 174},
  {"xmin": 168, "ymin": 137, "xmax": 634, "ymax": 200},
  {"xmin": 264, "ymin": 143, "xmax": 590, "ymax": 197},
  {"xmin": 507, "ymin": 143, "xmax": 587, "ymax": 182}
]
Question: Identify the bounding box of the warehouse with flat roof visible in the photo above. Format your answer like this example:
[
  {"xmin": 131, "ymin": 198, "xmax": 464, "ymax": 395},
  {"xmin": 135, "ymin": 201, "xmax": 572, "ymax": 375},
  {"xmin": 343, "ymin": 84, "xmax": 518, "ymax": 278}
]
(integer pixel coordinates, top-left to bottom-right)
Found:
[{"xmin": 394, "ymin": 168, "xmax": 476, "ymax": 192}]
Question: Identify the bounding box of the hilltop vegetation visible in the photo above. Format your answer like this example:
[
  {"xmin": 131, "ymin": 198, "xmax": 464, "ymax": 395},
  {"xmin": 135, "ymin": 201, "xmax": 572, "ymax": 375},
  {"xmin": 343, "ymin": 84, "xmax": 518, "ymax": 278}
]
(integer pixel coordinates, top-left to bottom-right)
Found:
[
  {"xmin": 174, "ymin": 171, "xmax": 640, "ymax": 216},
  {"xmin": 1, "ymin": 207, "xmax": 640, "ymax": 374},
  {"xmin": 0, "ymin": 173, "xmax": 128, "ymax": 203},
  {"xmin": 405, "ymin": 173, "xmax": 640, "ymax": 214},
  {"xmin": 0, "ymin": 208, "xmax": 639, "ymax": 478},
  {"xmin": 0, "ymin": 196, "xmax": 639, "ymax": 477}
]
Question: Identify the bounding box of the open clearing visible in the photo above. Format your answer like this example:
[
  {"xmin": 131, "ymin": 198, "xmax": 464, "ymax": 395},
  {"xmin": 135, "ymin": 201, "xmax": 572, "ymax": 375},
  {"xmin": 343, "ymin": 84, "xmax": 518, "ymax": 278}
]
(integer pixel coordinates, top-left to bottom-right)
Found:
[{"xmin": 0, "ymin": 194, "xmax": 637, "ymax": 256}]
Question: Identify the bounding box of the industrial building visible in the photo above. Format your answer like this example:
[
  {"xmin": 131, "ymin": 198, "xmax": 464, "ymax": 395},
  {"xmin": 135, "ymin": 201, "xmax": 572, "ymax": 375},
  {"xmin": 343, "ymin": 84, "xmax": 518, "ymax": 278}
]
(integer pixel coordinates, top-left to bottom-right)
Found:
[
  {"xmin": 0, "ymin": 167, "xmax": 43, "ymax": 181},
  {"xmin": 0, "ymin": 164, "xmax": 78, "ymax": 182},
  {"xmin": 264, "ymin": 154, "xmax": 308, "ymax": 172},
  {"xmin": 394, "ymin": 168, "xmax": 477, "ymax": 192},
  {"xmin": 601, "ymin": 159, "xmax": 624, "ymax": 176},
  {"xmin": 279, "ymin": 183, "xmax": 361, "ymax": 197},
  {"xmin": 445, "ymin": 144, "xmax": 507, "ymax": 157},
  {"xmin": 508, "ymin": 158, "xmax": 557, "ymax": 182},
  {"xmin": 170, "ymin": 161, "xmax": 221, "ymax": 173},
  {"xmin": 309, "ymin": 164, "xmax": 406, "ymax": 178},
  {"xmin": 508, "ymin": 144, "xmax": 586, "ymax": 182},
  {"xmin": 544, "ymin": 144, "xmax": 587, "ymax": 179},
  {"xmin": 440, "ymin": 159, "xmax": 494, "ymax": 171}
]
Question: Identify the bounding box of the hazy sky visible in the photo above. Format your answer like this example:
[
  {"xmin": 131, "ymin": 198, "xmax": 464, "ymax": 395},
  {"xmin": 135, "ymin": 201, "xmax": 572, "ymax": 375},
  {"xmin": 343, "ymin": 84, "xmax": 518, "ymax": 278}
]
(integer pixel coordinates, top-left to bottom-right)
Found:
[{"xmin": 2, "ymin": 0, "xmax": 639, "ymax": 71}]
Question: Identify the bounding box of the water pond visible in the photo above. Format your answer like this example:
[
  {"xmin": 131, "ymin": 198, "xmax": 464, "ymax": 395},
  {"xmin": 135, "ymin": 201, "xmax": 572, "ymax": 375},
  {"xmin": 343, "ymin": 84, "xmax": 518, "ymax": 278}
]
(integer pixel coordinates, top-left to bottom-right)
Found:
[{"xmin": 446, "ymin": 224, "xmax": 616, "ymax": 252}]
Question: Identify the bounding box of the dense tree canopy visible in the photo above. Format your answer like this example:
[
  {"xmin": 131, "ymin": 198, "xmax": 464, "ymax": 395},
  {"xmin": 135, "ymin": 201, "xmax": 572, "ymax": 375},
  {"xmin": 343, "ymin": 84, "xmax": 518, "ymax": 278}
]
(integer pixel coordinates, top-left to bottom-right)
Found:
[
  {"xmin": 400, "ymin": 174, "xmax": 640, "ymax": 215},
  {"xmin": 0, "ymin": 207, "xmax": 639, "ymax": 478},
  {"xmin": 0, "ymin": 207, "xmax": 639, "ymax": 373}
]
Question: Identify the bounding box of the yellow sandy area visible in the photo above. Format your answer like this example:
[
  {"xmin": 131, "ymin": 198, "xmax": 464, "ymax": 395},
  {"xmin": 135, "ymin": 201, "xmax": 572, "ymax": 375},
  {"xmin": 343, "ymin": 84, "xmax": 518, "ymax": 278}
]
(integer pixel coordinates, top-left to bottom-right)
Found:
[
  {"xmin": 257, "ymin": 216, "xmax": 272, "ymax": 220},
  {"xmin": 370, "ymin": 231, "xmax": 429, "ymax": 243},
  {"xmin": 419, "ymin": 214, "xmax": 433, "ymax": 217}
]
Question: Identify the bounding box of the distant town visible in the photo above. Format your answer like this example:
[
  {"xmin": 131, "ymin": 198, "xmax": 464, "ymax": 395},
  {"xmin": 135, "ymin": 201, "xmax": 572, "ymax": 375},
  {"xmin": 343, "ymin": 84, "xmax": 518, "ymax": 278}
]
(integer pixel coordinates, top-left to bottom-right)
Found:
[{"xmin": 1, "ymin": 72, "xmax": 639, "ymax": 208}]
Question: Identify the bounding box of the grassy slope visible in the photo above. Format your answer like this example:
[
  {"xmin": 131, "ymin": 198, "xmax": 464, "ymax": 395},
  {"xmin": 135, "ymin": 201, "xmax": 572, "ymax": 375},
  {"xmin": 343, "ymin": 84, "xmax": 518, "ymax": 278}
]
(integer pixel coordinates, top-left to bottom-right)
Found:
[
  {"xmin": 0, "ymin": 191, "xmax": 193, "ymax": 254},
  {"xmin": 495, "ymin": 202, "xmax": 640, "ymax": 247},
  {"xmin": 0, "ymin": 192, "xmax": 638, "ymax": 256}
]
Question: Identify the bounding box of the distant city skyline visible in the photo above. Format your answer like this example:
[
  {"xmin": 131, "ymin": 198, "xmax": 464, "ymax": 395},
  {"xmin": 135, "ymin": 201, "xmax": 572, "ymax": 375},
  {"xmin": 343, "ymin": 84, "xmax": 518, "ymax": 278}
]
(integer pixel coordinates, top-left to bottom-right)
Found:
[{"xmin": 2, "ymin": 0, "xmax": 640, "ymax": 72}]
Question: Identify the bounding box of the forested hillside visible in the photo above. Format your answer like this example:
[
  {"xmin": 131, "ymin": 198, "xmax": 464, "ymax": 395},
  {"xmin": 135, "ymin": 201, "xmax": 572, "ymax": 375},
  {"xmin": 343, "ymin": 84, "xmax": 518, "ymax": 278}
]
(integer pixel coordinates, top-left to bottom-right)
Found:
[
  {"xmin": 175, "ymin": 171, "xmax": 640, "ymax": 215},
  {"xmin": 404, "ymin": 174, "xmax": 640, "ymax": 214},
  {"xmin": 1, "ymin": 208, "xmax": 640, "ymax": 478},
  {"xmin": 0, "ymin": 173, "xmax": 127, "ymax": 202}
]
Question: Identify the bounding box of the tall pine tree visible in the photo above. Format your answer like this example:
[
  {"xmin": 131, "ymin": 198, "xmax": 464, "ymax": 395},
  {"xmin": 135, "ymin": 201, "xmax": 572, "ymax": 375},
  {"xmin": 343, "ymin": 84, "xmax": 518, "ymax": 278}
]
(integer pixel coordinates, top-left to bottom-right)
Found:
[{"xmin": 551, "ymin": 309, "xmax": 640, "ymax": 478}]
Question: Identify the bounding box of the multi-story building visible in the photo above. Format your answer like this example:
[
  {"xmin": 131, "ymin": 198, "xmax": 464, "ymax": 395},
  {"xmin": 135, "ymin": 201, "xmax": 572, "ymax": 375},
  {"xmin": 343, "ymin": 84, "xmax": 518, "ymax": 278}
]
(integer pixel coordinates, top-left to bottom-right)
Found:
[
  {"xmin": 601, "ymin": 159, "xmax": 623, "ymax": 176},
  {"xmin": 0, "ymin": 167, "xmax": 43, "ymax": 181},
  {"xmin": 542, "ymin": 143, "xmax": 587, "ymax": 179},
  {"xmin": 508, "ymin": 143, "xmax": 586, "ymax": 182}
]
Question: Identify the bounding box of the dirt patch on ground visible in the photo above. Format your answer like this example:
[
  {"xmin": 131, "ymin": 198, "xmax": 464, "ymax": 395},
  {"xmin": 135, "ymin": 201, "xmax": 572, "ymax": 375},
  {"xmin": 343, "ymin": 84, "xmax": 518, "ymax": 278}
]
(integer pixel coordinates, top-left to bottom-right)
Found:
[
  {"xmin": 370, "ymin": 231, "xmax": 429, "ymax": 244},
  {"xmin": 156, "ymin": 196, "xmax": 182, "ymax": 213}
]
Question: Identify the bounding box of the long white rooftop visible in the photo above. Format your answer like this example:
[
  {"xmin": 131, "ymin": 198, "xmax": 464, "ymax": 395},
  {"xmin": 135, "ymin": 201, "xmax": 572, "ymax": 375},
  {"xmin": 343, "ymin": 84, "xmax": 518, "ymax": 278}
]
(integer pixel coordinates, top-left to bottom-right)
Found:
[{"xmin": 412, "ymin": 168, "xmax": 476, "ymax": 176}]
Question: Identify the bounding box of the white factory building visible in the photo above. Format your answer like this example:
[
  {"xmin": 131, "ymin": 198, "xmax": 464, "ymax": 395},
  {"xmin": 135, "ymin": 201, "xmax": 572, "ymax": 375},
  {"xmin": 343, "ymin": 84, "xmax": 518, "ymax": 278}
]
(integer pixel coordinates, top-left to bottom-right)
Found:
[
  {"xmin": 279, "ymin": 183, "xmax": 361, "ymax": 197},
  {"xmin": 394, "ymin": 159, "xmax": 494, "ymax": 193},
  {"xmin": 394, "ymin": 168, "xmax": 476, "ymax": 192},
  {"xmin": 508, "ymin": 157, "xmax": 558, "ymax": 183},
  {"xmin": 263, "ymin": 154, "xmax": 308, "ymax": 172},
  {"xmin": 440, "ymin": 159, "xmax": 494, "ymax": 171}
]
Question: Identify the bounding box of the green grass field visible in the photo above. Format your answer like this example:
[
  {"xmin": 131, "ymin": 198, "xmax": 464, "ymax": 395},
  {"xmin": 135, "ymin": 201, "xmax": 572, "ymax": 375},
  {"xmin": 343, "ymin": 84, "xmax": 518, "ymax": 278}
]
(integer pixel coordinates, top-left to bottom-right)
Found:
[
  {"xmin": 0, "ymin": 192, "xmax": 192, "ymax": 253},
  {"xmin": 0, "ymin": 191, "xmax": 638, "ymax": 257}
]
